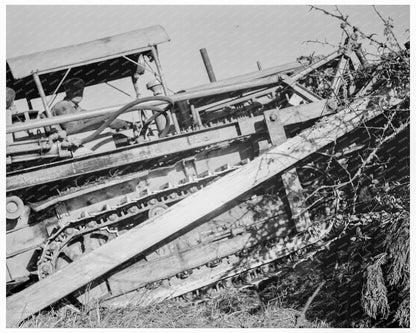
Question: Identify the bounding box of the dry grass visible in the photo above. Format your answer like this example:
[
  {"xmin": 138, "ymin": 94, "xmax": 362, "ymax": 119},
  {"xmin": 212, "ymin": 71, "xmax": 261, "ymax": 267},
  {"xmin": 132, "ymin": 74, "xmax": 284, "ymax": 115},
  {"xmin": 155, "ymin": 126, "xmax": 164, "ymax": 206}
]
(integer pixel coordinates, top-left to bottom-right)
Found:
[{"xmin": 19, "ymin": 289, "xmax": 329, "ymax": 328}]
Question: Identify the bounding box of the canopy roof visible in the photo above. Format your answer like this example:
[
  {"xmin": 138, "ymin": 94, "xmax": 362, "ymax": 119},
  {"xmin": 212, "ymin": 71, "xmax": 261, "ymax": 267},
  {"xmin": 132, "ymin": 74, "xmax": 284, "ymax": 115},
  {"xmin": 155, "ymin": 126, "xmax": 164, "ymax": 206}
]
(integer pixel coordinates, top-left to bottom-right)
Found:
[
  {"xmin": 7, "ymin": 25, "xmax": 170, "ymax": 101},
  {"xmin": 8, "ymin": 25, "xmax": 170, "ymax": 79}
]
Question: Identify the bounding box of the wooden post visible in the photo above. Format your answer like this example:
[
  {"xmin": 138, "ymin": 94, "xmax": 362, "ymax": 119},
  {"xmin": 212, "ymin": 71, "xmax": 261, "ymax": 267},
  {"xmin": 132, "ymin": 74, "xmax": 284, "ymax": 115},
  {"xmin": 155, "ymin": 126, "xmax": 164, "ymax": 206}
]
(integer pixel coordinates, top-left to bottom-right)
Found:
[{"xmin": 6, "ymin": 99, "xmax": 380, "ymax": 327}]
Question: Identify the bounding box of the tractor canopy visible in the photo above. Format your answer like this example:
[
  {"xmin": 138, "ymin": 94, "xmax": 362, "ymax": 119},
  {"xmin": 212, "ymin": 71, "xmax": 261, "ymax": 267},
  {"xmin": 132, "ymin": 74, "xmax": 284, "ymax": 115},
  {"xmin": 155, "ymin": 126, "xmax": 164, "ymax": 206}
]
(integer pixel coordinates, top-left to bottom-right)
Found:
[{"xmin": 6, "ymin": 25, "xmax": 170, "ymax": 101}]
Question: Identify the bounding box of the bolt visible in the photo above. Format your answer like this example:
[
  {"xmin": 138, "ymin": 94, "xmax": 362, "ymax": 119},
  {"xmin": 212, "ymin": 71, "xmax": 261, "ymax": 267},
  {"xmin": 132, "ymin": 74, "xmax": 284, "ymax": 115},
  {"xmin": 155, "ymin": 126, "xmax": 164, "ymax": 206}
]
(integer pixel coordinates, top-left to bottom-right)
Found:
[
  {"xmin": 41, "ymin": 264, "xmax": 51, "ymax": 274},
  {"xmin": 80, "ymin": 211, "xmax": 89, "ymax": 218},
  {"xmin": 48, "ymin": 242, "xmax": 59, "ymax": 251},
  {"xmin": 87, "ymin": 221, "xmax": 97, "ymax": 228},
  {"xmin": 269, "ymin": 114, "xmax": 277, "ymax": 122},
  {"xmin": 327, "ymin": 98, "xmax": 338, "ymax": 110},
  {"xmin": 65, "ymin": 228, "xmax": 74, "ymax": 235},
  {"xmin": 152, "ymin": 208, "xmax": 164, "ymax": 216},
  {"xmin": 128, "ymin": 206, "xmax": 138, "ymax": 214}
]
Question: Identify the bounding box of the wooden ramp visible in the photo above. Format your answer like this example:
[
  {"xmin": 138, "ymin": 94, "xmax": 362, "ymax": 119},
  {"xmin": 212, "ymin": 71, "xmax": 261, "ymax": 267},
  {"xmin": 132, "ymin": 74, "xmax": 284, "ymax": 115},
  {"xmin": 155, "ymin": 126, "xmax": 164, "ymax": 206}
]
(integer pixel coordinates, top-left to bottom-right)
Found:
[{"xmin": 7, "ymin": 98, "xmax": 381, "ymax": 327}]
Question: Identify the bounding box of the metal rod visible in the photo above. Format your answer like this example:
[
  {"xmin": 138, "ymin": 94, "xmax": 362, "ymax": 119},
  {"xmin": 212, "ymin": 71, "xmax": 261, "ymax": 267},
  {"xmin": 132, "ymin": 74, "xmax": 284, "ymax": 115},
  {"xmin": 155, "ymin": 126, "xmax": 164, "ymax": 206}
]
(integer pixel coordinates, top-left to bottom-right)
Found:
[
  {"xmin": 151, "ymin": 46, "xmax": 168, "ymax": 96},
  {"xmin": 132, "ymin": 55, "xmax": 142, "ymax": 98},
  {"xmin": 33, "ymin": 73, "xmax": 53, "ymax": 118},
  {"xmin": 123, "ymin": 55, "xmax": 159, "ymax": 77},
  {"xmin": 105, "ymin": 82, "xmax": 132, "ymax": 97},
  {"xmin": 190, "ymin": 104, "xmax": 202, "ymax": 127},
  {"xmin": 151, "ymin": 45, "xmax": 180, "ymax": 134},
  {"xmin": 200, "ymin": 48, "xmax": 217, "ymax": 82},
  {"xmin": 197, "ymin": 86, "xmax": 280, "ymax": 113},
  {"xmin": 122, "ymin": 55, "xmax": 141, "ymax": 66},
  {"xmin": 171, "ymin": 112, "xmax": 180, "ymax": 133},
  {"xmin": 47, "ymin": 68, "xmax": 71, "ymax": 108}
]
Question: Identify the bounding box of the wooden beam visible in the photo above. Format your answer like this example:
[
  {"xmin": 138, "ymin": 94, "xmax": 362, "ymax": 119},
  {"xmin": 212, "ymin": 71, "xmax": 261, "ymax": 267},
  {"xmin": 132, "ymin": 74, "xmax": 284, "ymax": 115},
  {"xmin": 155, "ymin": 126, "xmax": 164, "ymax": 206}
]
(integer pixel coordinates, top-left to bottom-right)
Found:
[
  {"xmin": 6, "ymin": 98, "xmax": 382, "ymax": 327},
  {"xmin": 276, "ymin": 99, "xmax": 330, "ymax": 124}
]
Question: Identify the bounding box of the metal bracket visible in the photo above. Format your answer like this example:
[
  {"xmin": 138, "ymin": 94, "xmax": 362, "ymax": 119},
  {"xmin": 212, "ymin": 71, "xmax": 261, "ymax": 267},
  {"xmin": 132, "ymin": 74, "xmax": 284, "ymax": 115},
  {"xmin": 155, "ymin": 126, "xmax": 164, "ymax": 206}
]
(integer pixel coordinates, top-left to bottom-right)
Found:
[{"xmin": 263, "ymin": 109, "xmax": 287, "ymax": 146}]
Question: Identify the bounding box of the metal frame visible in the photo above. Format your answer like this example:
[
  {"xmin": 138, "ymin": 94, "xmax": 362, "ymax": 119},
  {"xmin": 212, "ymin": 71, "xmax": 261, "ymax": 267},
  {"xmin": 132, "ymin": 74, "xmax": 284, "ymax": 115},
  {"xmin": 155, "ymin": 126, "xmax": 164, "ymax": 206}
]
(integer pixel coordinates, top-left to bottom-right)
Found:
[{"xmin": 32, "ymin": 73, "xmax": 53, "ymax": 118}]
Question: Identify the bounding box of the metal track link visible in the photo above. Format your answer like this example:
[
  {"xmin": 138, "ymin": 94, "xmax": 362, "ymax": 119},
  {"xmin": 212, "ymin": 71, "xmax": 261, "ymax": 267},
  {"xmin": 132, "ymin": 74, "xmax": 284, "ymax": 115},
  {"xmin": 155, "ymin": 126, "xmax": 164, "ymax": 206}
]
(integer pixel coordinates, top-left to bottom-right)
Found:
[
  {"xmin": 37, "ymin": 166, "xmax": 240, "ymax": 278},
  {"xmin": 99, "ymin": 215, "xmax": 337, "ymax": 308}
]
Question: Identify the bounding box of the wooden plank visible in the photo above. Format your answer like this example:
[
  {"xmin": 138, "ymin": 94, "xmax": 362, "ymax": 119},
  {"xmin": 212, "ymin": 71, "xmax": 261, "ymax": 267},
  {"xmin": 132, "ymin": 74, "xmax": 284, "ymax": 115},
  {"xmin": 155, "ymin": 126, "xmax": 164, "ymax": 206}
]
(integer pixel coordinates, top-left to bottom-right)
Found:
[
  {"xmin": 276, "ymin": 99, "xmax": 329, "ymax": 126},
  {"xmin": 6, "ymin": 98, "xmax": 379, "ymax": 327}
]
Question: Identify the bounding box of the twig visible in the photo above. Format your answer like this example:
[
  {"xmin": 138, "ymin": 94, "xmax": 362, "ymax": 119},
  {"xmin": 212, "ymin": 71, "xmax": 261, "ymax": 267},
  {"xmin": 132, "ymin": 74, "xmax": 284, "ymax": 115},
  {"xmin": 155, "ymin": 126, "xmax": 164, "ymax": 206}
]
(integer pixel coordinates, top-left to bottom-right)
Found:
[
  {"xmin": 309, "ymin": 6, "xmax": 398, "ymax": 54},
  {"xmin": 372, "ymin": 6, "xmax": 402, "ymax": 50},
  {"xmin": 303, "ymin": 39, "xmax": 337, "ymax": 48},
  {"xmin": 295, "ymin": 281, "xmax": 326, "ymax": 327}
]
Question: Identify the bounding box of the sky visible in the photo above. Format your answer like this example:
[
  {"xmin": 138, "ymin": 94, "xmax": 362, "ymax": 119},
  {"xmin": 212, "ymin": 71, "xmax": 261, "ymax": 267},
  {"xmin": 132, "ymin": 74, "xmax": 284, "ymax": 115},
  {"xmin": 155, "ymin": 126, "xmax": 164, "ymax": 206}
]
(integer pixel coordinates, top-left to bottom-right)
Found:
[{"xmin": 6, "ymin": 5, "xmax": 410, "ymax": 110}]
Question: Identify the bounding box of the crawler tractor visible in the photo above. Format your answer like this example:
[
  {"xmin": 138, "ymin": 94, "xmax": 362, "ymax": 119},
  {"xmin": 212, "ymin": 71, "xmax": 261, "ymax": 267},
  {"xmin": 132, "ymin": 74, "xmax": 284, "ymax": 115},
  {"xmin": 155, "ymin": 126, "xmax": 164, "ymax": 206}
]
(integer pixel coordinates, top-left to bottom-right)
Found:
[{"xmin": 6, "ymin": 25, "xmax": 408, "ymax": 326}]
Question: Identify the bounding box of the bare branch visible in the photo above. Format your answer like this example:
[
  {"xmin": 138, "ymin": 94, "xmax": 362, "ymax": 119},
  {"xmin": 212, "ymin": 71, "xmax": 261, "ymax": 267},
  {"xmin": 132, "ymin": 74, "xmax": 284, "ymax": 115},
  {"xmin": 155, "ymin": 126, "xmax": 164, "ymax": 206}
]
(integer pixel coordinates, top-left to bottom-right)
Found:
[
  {"xmin": 372, "ymin": 6, "xmax": 403, "ymax": 50},
  {"xmin": 309, "ymin": 5, "xmax": 400, "ymax": 54}
]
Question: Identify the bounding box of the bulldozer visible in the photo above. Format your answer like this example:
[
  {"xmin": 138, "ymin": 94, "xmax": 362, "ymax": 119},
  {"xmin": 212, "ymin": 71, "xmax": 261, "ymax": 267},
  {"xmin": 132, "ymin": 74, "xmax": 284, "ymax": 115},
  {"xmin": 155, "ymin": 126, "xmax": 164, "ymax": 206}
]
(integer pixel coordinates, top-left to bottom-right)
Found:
[{"xmin": 6, "ymin": 25, "xmax": 408, "ymax": 326}]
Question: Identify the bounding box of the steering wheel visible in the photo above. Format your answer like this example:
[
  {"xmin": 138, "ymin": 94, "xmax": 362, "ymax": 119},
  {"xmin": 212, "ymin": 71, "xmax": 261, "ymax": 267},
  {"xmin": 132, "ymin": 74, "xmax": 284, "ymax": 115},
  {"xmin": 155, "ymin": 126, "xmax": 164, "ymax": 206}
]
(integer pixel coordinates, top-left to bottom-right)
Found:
[{"xmin": 80, "ymin": 96, "xmax": 174, "ymax": 145}]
